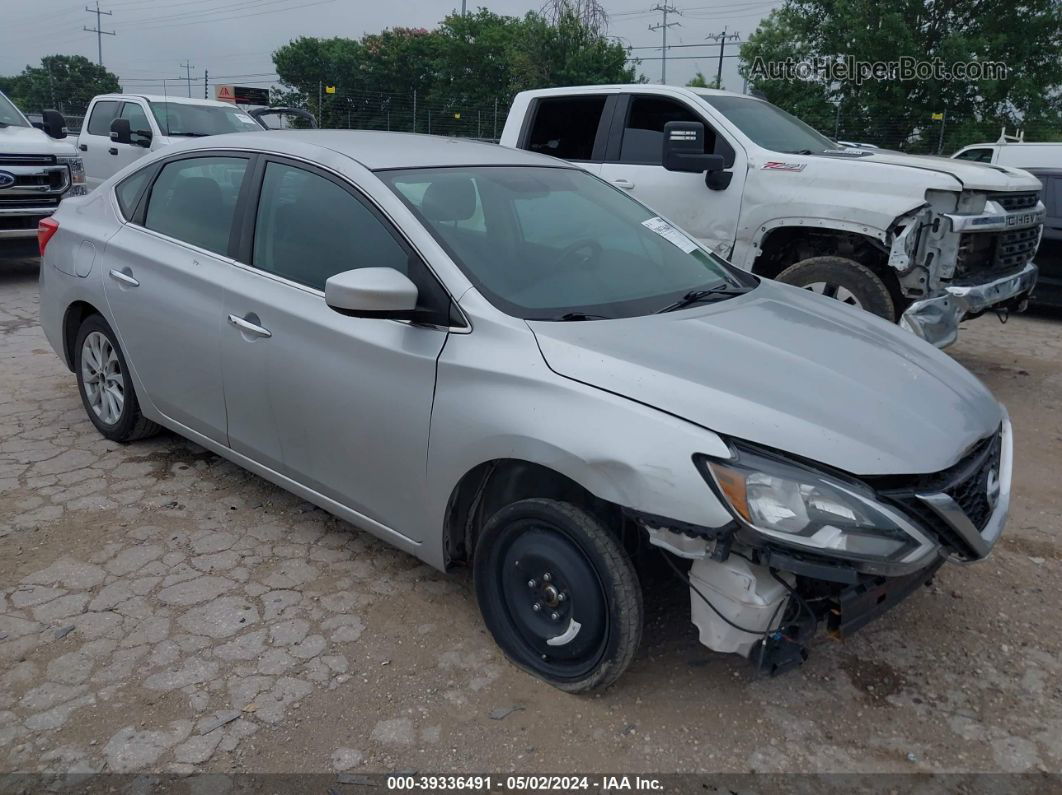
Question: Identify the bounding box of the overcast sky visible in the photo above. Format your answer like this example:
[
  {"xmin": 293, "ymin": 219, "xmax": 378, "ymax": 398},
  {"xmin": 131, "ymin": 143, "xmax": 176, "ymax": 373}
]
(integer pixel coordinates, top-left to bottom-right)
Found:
[{"xmin": 1, "ymin": 0, "xmax": 775, "ymax": 98}]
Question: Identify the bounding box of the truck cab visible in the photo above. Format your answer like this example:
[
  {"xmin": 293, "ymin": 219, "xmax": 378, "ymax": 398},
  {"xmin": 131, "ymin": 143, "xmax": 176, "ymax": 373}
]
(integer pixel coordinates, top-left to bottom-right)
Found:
[
  {"xmin": 0, "ymin": 90, "xmax": 85, "ymax": 256},
  {"xmin": 501, "ymin": 86, "xmax": 1044, "ymax": 347},
  {"xmin": 77, "ymin": 94, "xmax": 262, "ymax": 190}
]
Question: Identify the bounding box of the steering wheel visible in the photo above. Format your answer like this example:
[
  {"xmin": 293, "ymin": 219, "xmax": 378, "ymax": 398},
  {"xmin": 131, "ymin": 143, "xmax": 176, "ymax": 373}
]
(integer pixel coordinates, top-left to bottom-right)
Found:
[{"xmin": 553, "ymin": 239, "xmax": 603, "ymax": 270}]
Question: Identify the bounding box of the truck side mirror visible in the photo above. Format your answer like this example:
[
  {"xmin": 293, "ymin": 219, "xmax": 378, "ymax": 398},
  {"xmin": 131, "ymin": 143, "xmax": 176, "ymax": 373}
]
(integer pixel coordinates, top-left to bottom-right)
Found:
[
  {"xmin": 662, "ymin": 121, "xmax": 724, "ymax": 176},
  {"xmin": 110, "ymin": 118, "xmax": 132, "ymax": 145},
  {"xmin": 41, "ymin": 109, "xmax": 68, "ymax": 139}
]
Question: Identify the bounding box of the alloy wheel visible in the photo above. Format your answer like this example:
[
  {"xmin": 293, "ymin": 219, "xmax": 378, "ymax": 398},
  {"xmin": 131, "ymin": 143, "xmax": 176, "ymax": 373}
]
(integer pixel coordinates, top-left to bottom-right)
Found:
[
  {"xmin": 81, "ymin": 331, "xmax": 125, "ymax": 426},
  {"xmin": 803, "ymin": 281, "xmax": 863, "ymax": 308}
]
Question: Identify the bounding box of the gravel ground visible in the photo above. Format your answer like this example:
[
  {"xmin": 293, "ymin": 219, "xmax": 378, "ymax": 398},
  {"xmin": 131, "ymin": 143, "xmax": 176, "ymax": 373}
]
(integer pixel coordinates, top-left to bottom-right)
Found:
[{"xmin": 1, "ymin": 256, "xmax": 1061, "ymax": 776}]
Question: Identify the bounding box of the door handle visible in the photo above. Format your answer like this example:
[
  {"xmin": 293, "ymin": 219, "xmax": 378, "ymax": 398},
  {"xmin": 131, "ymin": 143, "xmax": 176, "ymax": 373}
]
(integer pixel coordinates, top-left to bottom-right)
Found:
[
  {"xmin": 108, "ymin": 147, "xmax": 118, "ymax": 155},
  {"xmin": 108, "ymin": 268, "xmax": 139, "ymax": 287},
  {"xmin": 79, "ymin": 144, "xmax": 88, "ymax": 152},
  {"xmin": 228, "ymin": 314, "xmax": 272, "ymax": 338},
  {"xmin": 612, "ymin": 178, "xmax": 635, "ymax": 190}
]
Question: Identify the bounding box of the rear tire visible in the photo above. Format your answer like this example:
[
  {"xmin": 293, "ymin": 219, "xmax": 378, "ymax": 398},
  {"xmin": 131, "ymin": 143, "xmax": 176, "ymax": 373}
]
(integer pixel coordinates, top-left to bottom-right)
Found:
[
  {"xmin": 776, "ymin": 255, "xmax": 896, "ymax": 321},
  {"xmin": 74, "ymin": 314, "xmax": 160, "ymax": 443},
  {"xmin": 473, "ymin": 498, "xmax": 642, "ymax": 693}
]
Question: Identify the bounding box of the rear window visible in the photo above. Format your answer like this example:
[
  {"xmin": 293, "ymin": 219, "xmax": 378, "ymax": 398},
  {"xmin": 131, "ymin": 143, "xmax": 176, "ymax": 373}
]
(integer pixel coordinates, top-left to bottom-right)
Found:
[
  {"xmin": 954, "ymin": 148, "xmax": 993, "ymax": 163},
  {"xmin": 86, "ymin": 100, "xmax": 120, "ymax": 136},
  {"xmin": 526, "ymin": 96, "xmax": 606, "ymax": 161}
]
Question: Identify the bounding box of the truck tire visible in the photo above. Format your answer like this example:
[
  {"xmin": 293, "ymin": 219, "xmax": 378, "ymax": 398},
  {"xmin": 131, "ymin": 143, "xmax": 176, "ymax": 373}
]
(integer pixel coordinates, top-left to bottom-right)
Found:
[
  {"xmin": 776, "ymin": 256, "xmax": 896, "ymax": 322},
  {"xmin": 473, "ymin": 498, "xmax": 643, "ymax": 693}
]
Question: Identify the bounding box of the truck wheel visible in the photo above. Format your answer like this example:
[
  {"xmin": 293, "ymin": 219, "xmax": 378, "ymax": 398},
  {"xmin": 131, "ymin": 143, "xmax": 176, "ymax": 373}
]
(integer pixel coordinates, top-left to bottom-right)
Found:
[
  {"xmin": 473, "ymin": 498, "xmax": 642, "ymax": 693},
  {"xmin": 74, "ymin": 314, "xmax": 160, "ymax": 443},
  {"xmin": 776, "ymin": 256, "xmax": 896, "ymax": 321}
]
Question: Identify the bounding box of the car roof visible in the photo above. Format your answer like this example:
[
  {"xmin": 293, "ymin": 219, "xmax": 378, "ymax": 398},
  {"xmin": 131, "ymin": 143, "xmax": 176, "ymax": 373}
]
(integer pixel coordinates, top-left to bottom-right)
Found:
[
  {"xmin": 92, "ymin": 93, "xmax": 237, "ymax": 108},
  {"xmin": 515, "ymin": 83, "xmax": 752, "ymax": 101},
  {"xmin": 171, "ymin": 129, "xmax": 568, "ymax": 170}
]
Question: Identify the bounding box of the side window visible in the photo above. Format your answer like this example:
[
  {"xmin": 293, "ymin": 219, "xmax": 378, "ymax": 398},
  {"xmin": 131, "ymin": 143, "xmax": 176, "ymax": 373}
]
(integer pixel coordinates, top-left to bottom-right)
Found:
[
  {"xmin": 252, "ymin": 161, "xmax": 409, "ymax": 291},
  {"xmin": 955, "ymin": 148, "xmax": 993, "ymax": 163},
  {"xmin": 119, "ymin": 102, "xmax": 152, "ymax": 145},
  {"xmin": 526, "ymin": 96, "xmax": 606, "ymax": 161},
  {"xmin": 144, "ymin": 156, "xmax": 248, "ymax": 255},
  {"xmin": 86, "ymin": 100, "xmax": 119, "ymax": 136},
  {"xmin": 114, "ymin": 166, "xmax": 153, "ymax": 220},
  {"xmin": 618, "ymin": 97, "xmax": 711, "ymax": 165}
]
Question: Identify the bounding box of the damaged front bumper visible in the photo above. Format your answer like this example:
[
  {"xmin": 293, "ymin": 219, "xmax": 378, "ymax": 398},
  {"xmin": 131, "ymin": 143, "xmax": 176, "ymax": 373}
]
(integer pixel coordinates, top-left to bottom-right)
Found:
[{"xmin": 899, "ymin": 262, "xmax": 1039, "ymax": 349}]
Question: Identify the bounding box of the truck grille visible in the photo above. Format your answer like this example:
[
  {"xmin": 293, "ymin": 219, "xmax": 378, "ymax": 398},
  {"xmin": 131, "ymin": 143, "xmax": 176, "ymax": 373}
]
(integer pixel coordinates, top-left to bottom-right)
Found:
[
  {"xmin": 871, "ymin": 428, "xmax": 1002, "ymax": 558},
  {"xmin": 989, "ymin": 191, "xmax": 1039, "ymax": 211},
  {"xmin": 0, "ymin": 154, "xmax": 57, "ymax": 166},
  {"xmin": 955, "ymin": 227, "xmax": 1040, "ymax": 280}
]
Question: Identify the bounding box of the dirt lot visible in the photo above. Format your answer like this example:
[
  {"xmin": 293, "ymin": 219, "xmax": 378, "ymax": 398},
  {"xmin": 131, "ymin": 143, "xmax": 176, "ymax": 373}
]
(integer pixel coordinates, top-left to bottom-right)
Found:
[{"xmin": 1, "ymin": 256, "xmax": 1061, "ymax": 777}]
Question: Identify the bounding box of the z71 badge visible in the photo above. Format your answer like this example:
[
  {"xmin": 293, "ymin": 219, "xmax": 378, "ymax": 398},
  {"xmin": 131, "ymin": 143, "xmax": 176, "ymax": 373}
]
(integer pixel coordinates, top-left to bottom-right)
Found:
[{"xmin": 761, "ymin": 161, "xmax": 806, "ymax": 172}]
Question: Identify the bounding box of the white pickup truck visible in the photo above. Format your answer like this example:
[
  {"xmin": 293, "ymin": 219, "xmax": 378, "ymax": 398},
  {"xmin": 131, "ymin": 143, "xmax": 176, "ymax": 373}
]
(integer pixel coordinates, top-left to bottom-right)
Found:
[
  {"xmin": 0, "ymin": 90, "xmax": 85, "ymax": 257},
  {"xmin": 501, "ymin": 85, "xmax": 1044, "ymax": 347},
  {"xmin": 77, "ymin": 94, "xmax": 262, "ymax": 190}
]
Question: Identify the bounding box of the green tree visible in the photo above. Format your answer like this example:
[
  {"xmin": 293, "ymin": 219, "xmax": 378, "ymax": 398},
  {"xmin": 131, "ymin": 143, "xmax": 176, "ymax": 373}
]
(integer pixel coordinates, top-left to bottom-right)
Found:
[
  {"xmin": 0, "ymin": 55, "xmax": 120, "ymax": 116},
  {"xmin": 509, "ymin": 10, "xmax": 635, "ymax": 91},
  {"xmin": 687, "ymin": 72, "xmax": 719, "ymax": 89},
  {"xmin": 740, "ymin": 0, "xmax": 1062, "ymax": 152}
]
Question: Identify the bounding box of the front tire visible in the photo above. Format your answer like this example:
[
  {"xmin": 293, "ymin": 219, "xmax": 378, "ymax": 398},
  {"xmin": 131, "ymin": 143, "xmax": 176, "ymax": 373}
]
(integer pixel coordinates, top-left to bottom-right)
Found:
[
  {"xmin": 776, "ymin": 255, "xmax": 896, "ymax": 321},
  {"xmin": 473, "ymin": 498, "xmax": 642, "ymax": 693},
  {"xmin": 74, "ymin": 314, "xmax": 160, "ymax": 442}
]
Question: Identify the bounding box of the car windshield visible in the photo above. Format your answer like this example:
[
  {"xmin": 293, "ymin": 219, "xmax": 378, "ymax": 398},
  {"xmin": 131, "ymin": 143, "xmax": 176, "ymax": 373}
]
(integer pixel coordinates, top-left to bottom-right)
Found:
[
  {"xmin": 0, "ymin": 92, "xmax": 29, "ymax": 127},
  {"xmin": 380, "ymin": 166, "xmax": 753, "ymax": 320},
  {"xmin": 148, "ymin": 101, "xmax": 261, "ymax": 137},
  {"xmin": 699, "ymin": 94, "xmax": 841, "ymax": 154}
]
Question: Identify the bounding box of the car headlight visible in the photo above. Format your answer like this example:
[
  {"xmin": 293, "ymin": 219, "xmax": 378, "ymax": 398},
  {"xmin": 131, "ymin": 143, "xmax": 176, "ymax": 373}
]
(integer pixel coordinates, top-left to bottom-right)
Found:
[
  {"xmin": 57, "ymin": 155, "xmax": 86, "ymax": 186},
  {"xmin": 695, "ymin": 443, "xmax": 936, "ymax": 569}
]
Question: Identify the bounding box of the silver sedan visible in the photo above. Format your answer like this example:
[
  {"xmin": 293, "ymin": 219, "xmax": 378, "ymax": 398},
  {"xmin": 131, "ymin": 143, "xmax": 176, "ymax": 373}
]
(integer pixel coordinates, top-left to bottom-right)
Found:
[{"xmin": 38, "ymin": 131, "xmax": 1011, "ymax": 691}]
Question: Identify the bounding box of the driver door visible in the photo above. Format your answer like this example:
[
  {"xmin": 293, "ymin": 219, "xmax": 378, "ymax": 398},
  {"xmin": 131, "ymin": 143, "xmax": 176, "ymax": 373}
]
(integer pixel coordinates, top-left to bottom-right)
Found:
[{"xmin": 599, "ymin": 95, "xmax": 747, "ymax": 258}]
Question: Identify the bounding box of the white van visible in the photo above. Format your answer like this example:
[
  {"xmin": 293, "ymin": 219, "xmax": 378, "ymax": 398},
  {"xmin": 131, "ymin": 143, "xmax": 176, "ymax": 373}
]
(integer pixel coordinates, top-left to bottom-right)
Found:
[
  {"xmin": 953, "ymin": 137, "xmax": 1062, "ymax": 170},
  {"xmin": 77, "ymin": 94, "xmax": 262, "ymax": 190}
]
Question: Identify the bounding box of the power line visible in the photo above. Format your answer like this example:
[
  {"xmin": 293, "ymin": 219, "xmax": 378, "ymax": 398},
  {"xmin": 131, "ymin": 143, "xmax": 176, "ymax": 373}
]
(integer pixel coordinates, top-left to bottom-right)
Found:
[
  {"xmin": 648, "ymin": 4, "xmax": 681, "ymax": 84},
  {"xmin": 179, "ymin": 60, "xmax": 195, "ymax": 98},
  {"xmin": 83, "ymin": 2, "xmax": 115, "ymax": 67}
]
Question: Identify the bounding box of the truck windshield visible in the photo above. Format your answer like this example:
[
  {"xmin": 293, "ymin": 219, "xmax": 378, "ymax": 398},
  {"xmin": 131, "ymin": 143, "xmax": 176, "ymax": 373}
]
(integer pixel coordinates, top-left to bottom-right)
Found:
[
  {"xmin": 0, "ymin": 92, "xmax": 30, "ymax": 127},
  {"xmin": 148, "ymin": 102, "xmax": 260, "ymax": 137},
  {"xmin": 699, "ymin": 94, "xmax": 841, "ymax": 154},
  {"xmin": 381, "ymin": 166, "xmax": 754, "ymax": 320}
]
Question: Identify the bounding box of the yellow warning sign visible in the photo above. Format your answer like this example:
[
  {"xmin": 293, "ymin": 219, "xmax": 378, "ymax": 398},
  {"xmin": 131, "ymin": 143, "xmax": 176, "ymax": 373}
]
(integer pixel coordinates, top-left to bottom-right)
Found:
[
  {"xmin": 325, "ymin": 85, "xmax": 336, "ymax": 94},
  {"xmin": 931, "ymin": 112, "xmax": 944, "ymax": 121}
]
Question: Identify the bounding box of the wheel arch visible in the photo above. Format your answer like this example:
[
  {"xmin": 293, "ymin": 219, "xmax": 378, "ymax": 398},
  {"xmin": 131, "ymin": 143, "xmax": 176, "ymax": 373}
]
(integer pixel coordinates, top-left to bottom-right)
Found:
[
  {"xmin": 61, "ymin": 300, "xmax": 104, "ymax": 372},
  {"xmin": 441, "ymin": 458, "xmax": 625, "ymax": 569}
]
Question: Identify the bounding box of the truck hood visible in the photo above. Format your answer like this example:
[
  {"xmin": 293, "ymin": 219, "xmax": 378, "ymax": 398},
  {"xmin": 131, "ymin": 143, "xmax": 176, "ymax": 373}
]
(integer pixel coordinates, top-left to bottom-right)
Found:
[
  {"xmin": 853, "ymin": 150, "xmax": 1039, "ymax": 191},
  {"xmin": 0, "ymin": 124, "xmax": 79, "ymax": 156},
  {"xmin": 528, "ymin": 280, "xmax": 1002, "ymax": 476}
]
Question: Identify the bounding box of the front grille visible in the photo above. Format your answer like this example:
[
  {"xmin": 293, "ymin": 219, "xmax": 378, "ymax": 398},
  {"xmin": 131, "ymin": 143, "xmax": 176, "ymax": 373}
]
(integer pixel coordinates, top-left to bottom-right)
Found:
[
  {"xmin": 955, "ymin": 227, "xmax": 1040, "ymax": 280},
  {"xmin": 0, "ymin": 215, "xmax": 47, "ymax": 231},
  {"xmin": 0, "ymin": 196, "xmax": 60, "ymax": 209},
  {"xmin": 0, "ymin": 154, "xmax": 57, "ymax": 166},
  {"xmin": 990, "ymin": 191, "xmax": 1039, "ymax": 211},
  {"xmin": 869, "ymin": 428, "xmax": 1003, "ymax": 558}
]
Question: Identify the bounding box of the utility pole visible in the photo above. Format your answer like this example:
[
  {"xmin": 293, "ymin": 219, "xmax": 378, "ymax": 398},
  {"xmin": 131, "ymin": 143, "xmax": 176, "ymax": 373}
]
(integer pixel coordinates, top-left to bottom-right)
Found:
[
  {"xmin": 705, "ymin": 27, "xmax": 740, "ymax": 90},
  {"xmin": 203, "ymin": 70, "xmax": 208, "ymax": 100},
  {"xmin": 648, "ymin": 4, "xmax": 680, "ymax": 85},
  {"xmin": 461, "ymin": 0, "xmax": 466, "ymax": 14},
  {"xmin": 83, "ymin": 3, "xmax": 115, "ymax": 67},
  {"xmin": 179, "ymin": 60, "xmax": 194, "ymax": 98}
]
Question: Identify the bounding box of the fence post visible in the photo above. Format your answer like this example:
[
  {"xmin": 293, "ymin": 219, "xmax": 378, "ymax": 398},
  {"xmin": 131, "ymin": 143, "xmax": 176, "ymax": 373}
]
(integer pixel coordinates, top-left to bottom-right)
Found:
[
  {"xmin": 493, "ymin": 97, "xmax": 498, "ymax": 140},
  {"xmin": 477, "ymin": 110, "xmax": 481, "ymax": 139},
  {"xmin": 412, "ymin": 89, "xmax": 417, "ymax": 134},
  {"xmin": 318, "ymin": 82, "xmax": 323, "ymax": 128},
  {"xmin": 428, "ymin": 108, "xmax": 431, "ymax": 135},
  {"xmin": 937, "ymin": 111, "xmax": 946, "ymax": 155}
]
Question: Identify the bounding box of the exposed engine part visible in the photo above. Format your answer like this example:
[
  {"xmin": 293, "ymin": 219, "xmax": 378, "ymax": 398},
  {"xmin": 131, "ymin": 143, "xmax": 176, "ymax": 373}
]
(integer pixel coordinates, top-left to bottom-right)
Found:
[{"xmin": 687, "ymin": 556, "xmax": 792, "ymax": 658}]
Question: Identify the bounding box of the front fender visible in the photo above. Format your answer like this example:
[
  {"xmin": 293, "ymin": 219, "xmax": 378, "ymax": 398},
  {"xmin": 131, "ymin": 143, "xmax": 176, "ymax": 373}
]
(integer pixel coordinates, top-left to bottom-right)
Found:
[{"xmin": 422, "ymin": 305, "xmax": 733, "ymax": 569}]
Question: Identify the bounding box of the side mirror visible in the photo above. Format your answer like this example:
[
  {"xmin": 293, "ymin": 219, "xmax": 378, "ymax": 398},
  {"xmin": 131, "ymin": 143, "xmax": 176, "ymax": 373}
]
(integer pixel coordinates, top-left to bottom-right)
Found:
[
  {"xmin": 41, "ymin": 109, "xmax": 67, "ymax": 139},
  {"xmin": 662, "ymin": 121, "xmax": 725, "ymax": 180},
  {"xmin": 110, "ymin": 118, "xmax": 132, "ymax": 145},
  {"xmin": 325, "ymin": 267, "xmax": 419, "ymax": 319}
]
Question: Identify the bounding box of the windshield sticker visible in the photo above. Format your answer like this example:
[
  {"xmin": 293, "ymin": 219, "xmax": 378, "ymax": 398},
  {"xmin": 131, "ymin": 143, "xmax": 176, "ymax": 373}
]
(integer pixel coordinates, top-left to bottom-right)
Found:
[
  {"xmin": 761, "ymin": 161, "xmax": 806, "ymax": 172},
  {"xmin": 236, "ymin": 115, "xmax": 260, "ymax": 125},
  {"xmin": 642, "ymin": 217, "xmax": 699, "ymax": 253}
]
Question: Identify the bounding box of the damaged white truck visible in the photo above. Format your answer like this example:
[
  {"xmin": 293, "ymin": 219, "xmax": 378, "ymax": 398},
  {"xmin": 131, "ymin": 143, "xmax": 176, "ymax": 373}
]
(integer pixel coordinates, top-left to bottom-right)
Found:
[{"xmin": 501, "ymin": 85, "xmax": 1044, "ymax": 347}]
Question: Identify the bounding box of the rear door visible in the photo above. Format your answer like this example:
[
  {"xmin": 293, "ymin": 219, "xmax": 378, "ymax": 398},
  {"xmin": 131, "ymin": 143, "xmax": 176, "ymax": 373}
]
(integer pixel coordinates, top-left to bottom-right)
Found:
[
  {"xmin": 598, "ymin": 94, "xmax": 747, "ymax": 257},
  {"xmin": 78, "ymin": 99, "xmax": 121, "ymax": 190},
  {"xmin": 516, "ymin": 94, "xmax": 615, "ymax": 177},
  {"xmin": 103, "ymin": 153, "xmax": 250, "ymax": 443},
  {"xmin": 220, "ymin": 157, "xmax": 451, "ymax": 538}
]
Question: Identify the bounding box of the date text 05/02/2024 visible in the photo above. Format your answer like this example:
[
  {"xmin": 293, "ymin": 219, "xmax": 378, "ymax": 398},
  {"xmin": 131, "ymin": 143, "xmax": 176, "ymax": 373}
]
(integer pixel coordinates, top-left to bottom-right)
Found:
[{"xmin": 386, "ymin": 775, "xmax": 665, "ymax": 791}]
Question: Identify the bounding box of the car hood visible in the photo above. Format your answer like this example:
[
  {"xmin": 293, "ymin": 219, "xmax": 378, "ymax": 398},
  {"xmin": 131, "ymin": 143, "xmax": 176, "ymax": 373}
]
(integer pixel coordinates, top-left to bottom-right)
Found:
[
  {"xmin": 0, "ymin": 124, "xmax": 79, "ymax": 156},
  {"xmin": 855, "ymin": 150, "xmax": 1039, "ymax": 191},
  {"xmin": 528, "ymin": 280, "xmax": 1002, "ymax": 476}
]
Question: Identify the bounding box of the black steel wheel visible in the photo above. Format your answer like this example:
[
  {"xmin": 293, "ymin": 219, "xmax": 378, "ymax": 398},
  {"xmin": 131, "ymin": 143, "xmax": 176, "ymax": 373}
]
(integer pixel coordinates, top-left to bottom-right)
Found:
[{"xmin": 474, "ymin": 498, "xmax": 642, "ymax": 693}]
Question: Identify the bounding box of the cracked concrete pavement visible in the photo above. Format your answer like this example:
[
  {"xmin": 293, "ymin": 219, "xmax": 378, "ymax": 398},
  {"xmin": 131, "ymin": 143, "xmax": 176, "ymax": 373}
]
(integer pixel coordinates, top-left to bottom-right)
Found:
[{"xmin": 1, "ymin": 257, "xmax": 1061, "ymax": 776}]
